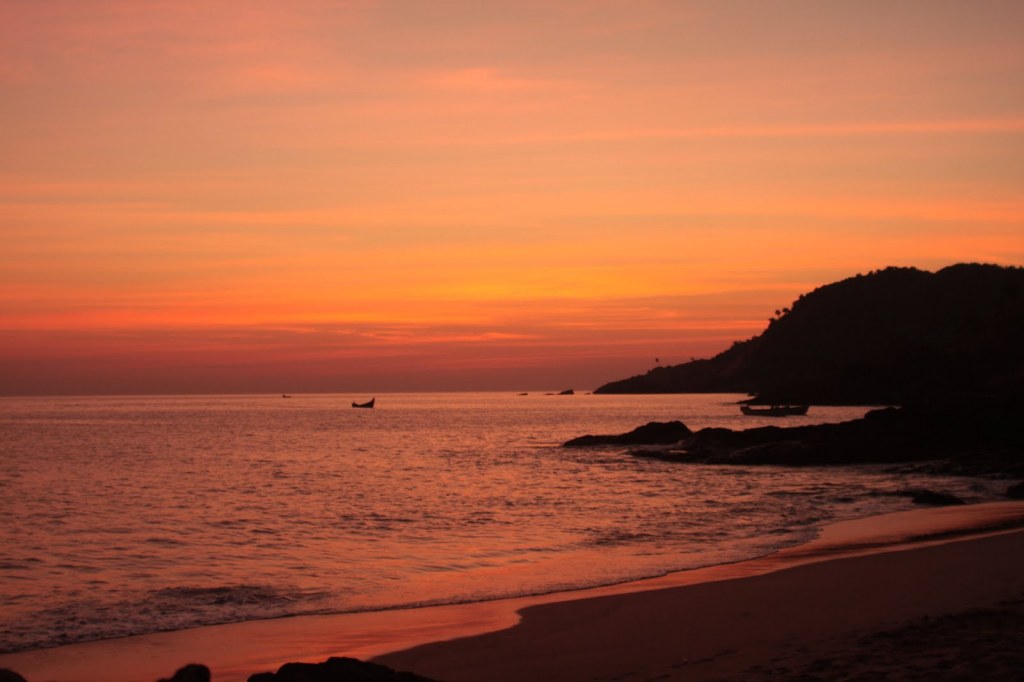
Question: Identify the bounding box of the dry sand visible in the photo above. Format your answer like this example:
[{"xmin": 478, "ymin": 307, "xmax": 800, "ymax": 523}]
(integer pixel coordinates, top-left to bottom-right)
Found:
[{"xmin": 3, "ymin": 502, "xmax": 1023, "ymax": 682}]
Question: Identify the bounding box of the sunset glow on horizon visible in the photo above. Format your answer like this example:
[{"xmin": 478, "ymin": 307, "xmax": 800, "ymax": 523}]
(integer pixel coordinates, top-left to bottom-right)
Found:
[{"xmin": 2, "ymin": 0, "xmax": 1023, "ymax": 395}]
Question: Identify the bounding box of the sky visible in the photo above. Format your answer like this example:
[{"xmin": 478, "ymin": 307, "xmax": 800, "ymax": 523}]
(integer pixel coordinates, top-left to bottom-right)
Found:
[{"xmin": 2, "ymin": 0, "xmax": 1023, "ymax": 395}]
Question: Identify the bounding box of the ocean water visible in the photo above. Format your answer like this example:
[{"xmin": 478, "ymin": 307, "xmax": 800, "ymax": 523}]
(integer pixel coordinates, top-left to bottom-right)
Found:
[{"xmin": 0, "ymin": 392, "xmax": 1005, "ymax": 653}]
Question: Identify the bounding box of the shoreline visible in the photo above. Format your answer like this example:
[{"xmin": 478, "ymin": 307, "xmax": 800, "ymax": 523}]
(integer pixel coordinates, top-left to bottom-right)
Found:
[
  {"xmin": 3, "ymin": 501, "xmax": 1023, "ymax": 681},
  {"xmin": 378, "ymin": 501, "xmax": 1024, "ymax": 681}
]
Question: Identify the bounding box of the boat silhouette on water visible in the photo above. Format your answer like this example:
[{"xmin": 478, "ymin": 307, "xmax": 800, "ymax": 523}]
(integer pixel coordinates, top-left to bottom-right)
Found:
[
  {"xmin": 352, "ymin": 398, "xmax": 375, "ymax": 409},
  {"xmin": 740, "ymin": 404, "xmax": 809, "ymax": 417}
]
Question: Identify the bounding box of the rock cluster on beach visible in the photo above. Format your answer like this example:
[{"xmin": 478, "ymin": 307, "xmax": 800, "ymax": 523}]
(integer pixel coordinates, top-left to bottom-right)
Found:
[
  {"xmin": 158, "ymin": 664, "xmax": 210, "ymax": 682},
  {"xmin": 1, "ymin": 658, "xmax": 437, "ymax": 682},
  {"xmin": 247, "ymin": 657, "xmax": 437, "ymax": 681}
]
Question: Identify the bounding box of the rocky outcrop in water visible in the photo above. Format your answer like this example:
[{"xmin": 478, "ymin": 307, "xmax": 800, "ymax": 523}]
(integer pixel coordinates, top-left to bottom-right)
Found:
[
  {"xmin": 562, "ymin": 398, "xmax": 1024, "ymax": 475},
  {"xmin": 563, "ymin": 421, "xmax": 692, "ymax": 447},
  {"xmin": 643, "ymin": 401, "xmax": 1021, "ymax": 471}
]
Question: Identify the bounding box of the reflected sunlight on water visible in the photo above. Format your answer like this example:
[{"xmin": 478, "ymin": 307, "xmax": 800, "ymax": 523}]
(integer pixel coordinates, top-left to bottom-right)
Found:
[{"xmin": 0, "ymin": 393, "xmax": 1005, "ymax": 652}]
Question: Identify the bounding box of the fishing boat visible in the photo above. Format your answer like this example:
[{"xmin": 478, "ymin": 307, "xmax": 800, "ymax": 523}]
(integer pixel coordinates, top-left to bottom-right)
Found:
[
  {"xmin": 352, "ymin": 398, "xmax": 375, "ymax": 409},
  {"xmin": 740, "ymin": 404, "xmax": 809, "ymax": 417}
]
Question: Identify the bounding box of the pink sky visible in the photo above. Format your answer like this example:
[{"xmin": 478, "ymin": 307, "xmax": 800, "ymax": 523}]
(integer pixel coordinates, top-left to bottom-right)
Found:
[{"xmin": 2, "ymin": 1, "xmax": 1023, "ymax": 394}]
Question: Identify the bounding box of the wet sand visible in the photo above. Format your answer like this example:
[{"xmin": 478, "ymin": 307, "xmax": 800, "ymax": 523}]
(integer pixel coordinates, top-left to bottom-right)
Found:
[{"xmin": 3, "ymin": 502, "xmax": 1023, "ymax": 681}]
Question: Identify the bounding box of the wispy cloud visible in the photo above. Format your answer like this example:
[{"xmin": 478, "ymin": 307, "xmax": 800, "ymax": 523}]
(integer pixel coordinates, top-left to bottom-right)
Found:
[
  {"xmin": 420, "ymin": 67, "xmax": 575, "ymax": 94},
  {"xmin": 446, "ymin": 118, "xmax": 1024, "ymax": 146}
]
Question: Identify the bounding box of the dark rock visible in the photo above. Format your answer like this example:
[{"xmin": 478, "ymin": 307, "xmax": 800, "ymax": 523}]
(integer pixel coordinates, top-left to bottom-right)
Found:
[
  {"xmin": 158, "ymin": 664, "xmax": 210, "ymax": 682},
  {"xmin": 247, "ymin": 656, "xmax": 438, "ymax": 681},
  {"xmin": 563, "ymin": 420, "xmax": 692, "ymax": 447},
  {"xmin": 0, "ymin": 670, "xmax": 28, "ymax": 682},
  {"xmin": 273, "ymin": 662, "xmax": 321, "ymax": 680},
  {"xmin": 629, "ymin": 399, "xmax": 1024, "ymax": 471},
  {"xmin": 557, "ymin": 388, "xmax": 574, "ymax": 395},
  {"xmin": 705, "ymin": 440, "xmax": 813, "ymax": 465},
  {"xmin": 1007, "ymin": 482, "xmax": 1024, "ymax": 499},
  {"xmin": 630, "ymin": 448, "xmax": 691, "ymax": 462}
]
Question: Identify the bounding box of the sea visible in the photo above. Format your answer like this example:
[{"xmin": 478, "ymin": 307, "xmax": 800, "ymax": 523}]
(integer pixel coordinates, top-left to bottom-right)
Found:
[{"xmin": 0, "ymin": 392, "xmax": 1006, "ymax": 654}]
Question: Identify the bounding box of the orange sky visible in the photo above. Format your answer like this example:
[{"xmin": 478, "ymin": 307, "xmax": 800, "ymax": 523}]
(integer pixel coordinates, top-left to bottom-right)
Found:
[{"xmin": 2, "ymin": 1, "xmax": 1023, "ymax": 395}]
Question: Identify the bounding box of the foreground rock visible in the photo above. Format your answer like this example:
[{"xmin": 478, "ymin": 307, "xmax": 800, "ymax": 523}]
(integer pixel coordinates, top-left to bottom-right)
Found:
[
  {"xmin": 563, "ymin": 421, "xmax": 692, "ymax": 447},
  {"xmin": 158, "ymin": 664, "xmax": 210, "ymax": 682},
  {"xmin": 248, "ymin": 657, "xmax": 437, "ymax": 682}
]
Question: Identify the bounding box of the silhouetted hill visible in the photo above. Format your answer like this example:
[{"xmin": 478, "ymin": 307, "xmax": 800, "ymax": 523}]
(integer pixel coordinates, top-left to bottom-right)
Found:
[{"xmin": 595, "ymin": 264, "xmax": 1024, "ymax": 405}]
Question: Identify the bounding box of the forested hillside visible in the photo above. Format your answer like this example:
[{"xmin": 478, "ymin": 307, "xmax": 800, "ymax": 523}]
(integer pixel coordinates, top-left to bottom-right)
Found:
[{"xmin": 595, "ymin": 264, "xmax": 1024, "ymax": 405}]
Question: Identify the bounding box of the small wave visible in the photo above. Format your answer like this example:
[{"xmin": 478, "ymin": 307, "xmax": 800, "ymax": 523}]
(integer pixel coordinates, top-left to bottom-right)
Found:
[
  {"xmin": 588, "ymin": 530, "xmax": 657, "ymax": 547},
  {"xmin": 0, "ymin": 584, "xmax": 332, "ymax": 654},
  {"xmin": 0, "ymin": 562, "xmax": 31, "ymax": 570},
  {"xmin": 151, "ymin": 584, "xmax": 319, "ymax": 607},
  {"xmin": 368, "ymin": 513, "xmax": 417, "ymax": 524},
  {"xmin": 143, "ymin": 537, "xmax": 185, "ymax": 546}
]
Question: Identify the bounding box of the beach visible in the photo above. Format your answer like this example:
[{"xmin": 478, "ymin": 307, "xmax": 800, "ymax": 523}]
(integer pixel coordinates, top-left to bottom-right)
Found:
[
  {"xmin": 3, "ymin": 501, "xmax": 1022, "ymax": 681},
  {"xmin": 378, "ymin": 502, "xmax": 1024, "ymax": 681}
]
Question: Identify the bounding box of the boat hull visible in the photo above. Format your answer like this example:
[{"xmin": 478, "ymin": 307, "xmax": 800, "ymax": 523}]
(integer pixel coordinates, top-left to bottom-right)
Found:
[{"xmin": 740, "ymin": 404, "xmax": 809, "ymax": 417}]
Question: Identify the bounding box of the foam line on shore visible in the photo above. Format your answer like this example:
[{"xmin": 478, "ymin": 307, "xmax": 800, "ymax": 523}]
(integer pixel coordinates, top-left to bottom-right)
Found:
[{"xmin": 3, "ymin": 501, "xmax": 1023, "ymax": 682}]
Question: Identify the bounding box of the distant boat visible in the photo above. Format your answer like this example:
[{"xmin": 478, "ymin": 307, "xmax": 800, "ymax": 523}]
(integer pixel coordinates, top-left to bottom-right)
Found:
[
  {"xmin": 740, "ymin": 404, "xmax": 809, "ymax": 417},
  {"xmin": 352, "ymin": 398, "xmax": 375, "ymax": 409},
  {"xmin": 282, "ymin": 394, "xmax": 292, "ymax": 398}
]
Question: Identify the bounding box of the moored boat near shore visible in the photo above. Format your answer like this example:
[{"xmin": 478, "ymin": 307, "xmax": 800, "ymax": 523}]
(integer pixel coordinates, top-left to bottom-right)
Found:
[{"xmin": 740, "ymin": 404, "xmax": 809, "ymax": 417}]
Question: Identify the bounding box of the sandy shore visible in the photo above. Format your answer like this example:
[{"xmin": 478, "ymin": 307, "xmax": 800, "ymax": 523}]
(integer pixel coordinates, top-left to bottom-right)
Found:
[
  {"xmin": 379, "ymin": 503, "xmax": 1024, "ymax": 681},
  {"xmin": 3, "ymin": 502, "xmax": 1023, "ymax": 681}
]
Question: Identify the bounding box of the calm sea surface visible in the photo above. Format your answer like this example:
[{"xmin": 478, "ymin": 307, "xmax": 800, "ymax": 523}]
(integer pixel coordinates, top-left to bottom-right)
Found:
[{"xmin": 0, "ymin": 392, "xmax": 1004, "ymax": 652}]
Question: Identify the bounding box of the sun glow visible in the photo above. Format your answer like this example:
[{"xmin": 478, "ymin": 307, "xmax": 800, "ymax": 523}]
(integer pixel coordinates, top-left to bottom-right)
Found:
[{"xmin": 2, "ymin": 0, "xmax": 1022, "ymax": 394}]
